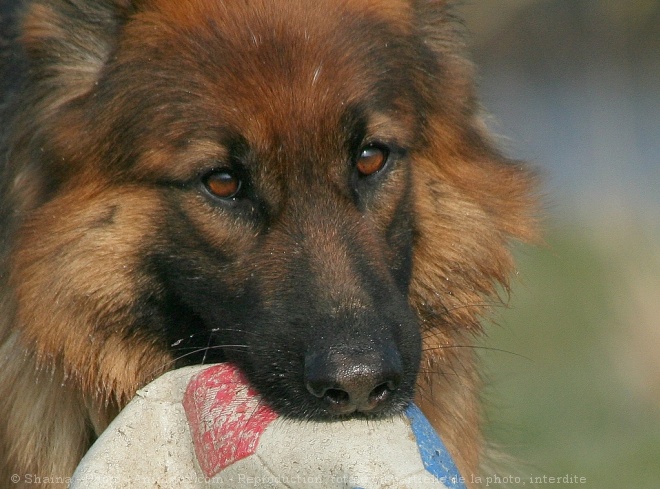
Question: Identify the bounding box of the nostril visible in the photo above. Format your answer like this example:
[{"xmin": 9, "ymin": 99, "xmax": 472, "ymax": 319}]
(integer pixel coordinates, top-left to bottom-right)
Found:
[
  {"xmin": 304, "ymin": 348, "xmax": 404, "ymax": 414},
  {"xmin": 305, "ymin": 380, "xmax": 347, "ymax": 401},
  {"xmin": 322, "ymin": 388, "xmax": 350, "ymax": 407},
  {"xmin": 368, "ymin": 381, "xmax": 395, "ymax": 405},
  {"xmin": 305, "ymin": 381, "xmax": 353, "ymax": 411}
]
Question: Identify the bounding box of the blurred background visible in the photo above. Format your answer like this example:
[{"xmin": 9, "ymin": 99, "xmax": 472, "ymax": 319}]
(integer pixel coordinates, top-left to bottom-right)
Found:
[{"xmin": 459, "ymin": 1, "xmax": 659, "ymax": 487}]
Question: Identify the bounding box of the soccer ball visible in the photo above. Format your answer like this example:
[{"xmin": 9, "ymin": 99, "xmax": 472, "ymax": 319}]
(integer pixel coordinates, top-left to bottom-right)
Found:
[{"xmin": 72, "ymin": 364, "xmax": 465, "ymax": 489}]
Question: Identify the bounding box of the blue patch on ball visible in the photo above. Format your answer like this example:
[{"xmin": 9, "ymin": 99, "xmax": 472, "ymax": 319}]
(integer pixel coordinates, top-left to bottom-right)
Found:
[{"xmin": 405, "ymin": 404, "xmax": 467, "ymax": 489}]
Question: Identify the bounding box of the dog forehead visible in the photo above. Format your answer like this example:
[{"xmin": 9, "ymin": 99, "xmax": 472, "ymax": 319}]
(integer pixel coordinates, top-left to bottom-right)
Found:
[
  {"xmin": 129, "ymin": 0, "xmax": 413, "ymax": 91},
  {"xmin": 138, "ymin": 0, "xmax": 414, "ymax": 32},
  {"xmin": 122, "ymin": 0, "xmax": 420, "ymax": 159}
]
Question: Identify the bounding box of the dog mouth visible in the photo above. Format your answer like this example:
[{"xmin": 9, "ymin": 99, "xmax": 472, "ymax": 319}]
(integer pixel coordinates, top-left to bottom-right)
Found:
[
  {"xmin": 215, "ymin": 341, "xmax": 419, "ymax": 422},
  {"xmin": 163, "ymin": 297, "xmax": 420, "ymax": 421},
  {"xmin": 168, "ymin": 329, "xmax": 418, "ymax": 421}
]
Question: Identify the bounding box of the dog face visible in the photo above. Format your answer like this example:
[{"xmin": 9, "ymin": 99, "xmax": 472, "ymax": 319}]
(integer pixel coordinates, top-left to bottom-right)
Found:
[
  {"xmin": 116, "ymin": 0, "xmax": 427, "ymax": 418},
  {"xmin": 1, "ymin": 0, "xmax": 537, "ymax": 480},
  {"xmin": 12, "ymin": 0, "xmax": 434, "ymax": 419}
]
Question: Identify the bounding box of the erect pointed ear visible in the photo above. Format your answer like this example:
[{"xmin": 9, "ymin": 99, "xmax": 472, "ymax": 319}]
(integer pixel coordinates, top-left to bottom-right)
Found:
[
  {"xmin": 410, "ymin": 0, "xmax": 480, "ymax": 121},
  {"xmin": 413, "ymin": 0, "xmax": 462, "ymax": 52},
  {"xmin": 19, "ymin": 0, "xmax": 139, "ymax": 106}
]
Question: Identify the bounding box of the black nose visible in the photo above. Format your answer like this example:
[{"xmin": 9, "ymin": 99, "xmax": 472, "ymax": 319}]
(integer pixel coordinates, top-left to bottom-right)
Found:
[{"xmin": 304, "ymin": 348, "xmax": 403, "ymax": 415}]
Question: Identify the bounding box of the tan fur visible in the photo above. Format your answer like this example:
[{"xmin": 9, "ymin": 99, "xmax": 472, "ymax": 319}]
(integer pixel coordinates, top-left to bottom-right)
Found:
[
  {"xmin": 11, "ymin": 187, "xmax": 175, "ymax": 402},
  {"xmin": 0, "ymin": 1, "xmax": 538, "ymax": 487}
]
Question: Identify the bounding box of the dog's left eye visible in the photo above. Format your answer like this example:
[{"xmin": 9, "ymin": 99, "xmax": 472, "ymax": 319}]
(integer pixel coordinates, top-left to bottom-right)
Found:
[
  {"xmin": 356, "ymin": 144, "xmax": 389, "ymax": 177},
  {"xmin": 202, "ymin": 169, "xmax": 242, "ymax": 199}
]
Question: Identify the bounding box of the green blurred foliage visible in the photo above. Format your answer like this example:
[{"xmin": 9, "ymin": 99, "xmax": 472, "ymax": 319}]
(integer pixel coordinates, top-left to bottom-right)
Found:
[{"xmin": 480, "ymin": 222, "xmax": 660, "ymax": 488}]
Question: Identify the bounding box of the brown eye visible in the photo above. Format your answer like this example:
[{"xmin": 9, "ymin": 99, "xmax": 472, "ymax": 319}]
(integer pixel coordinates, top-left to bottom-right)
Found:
[
  {"xmin": 356, "ymin": 144, "xmax": 388, "ymax": 176},
  {"xmin": 203, "ymin": 169, "xmax": 241, "ymax": 199}
]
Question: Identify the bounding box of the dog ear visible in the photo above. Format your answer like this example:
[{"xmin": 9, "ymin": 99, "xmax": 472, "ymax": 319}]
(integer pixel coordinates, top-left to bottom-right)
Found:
[
  {"xmin": 413, "ymin": 0, "xmax": 463, "ymax": 52},
  {"xmin": 411, "ymin": 0, "xmax": 540, "ymax": 255},
  {"xmin": 19, "ymin": 0, "xmax": 138, "ymax": 108},
  {"xmin": 409, "ymin": 0, "xmax": 540, "ymax": 333},
  {"xmin": 6, "ymin": 1, "xmax": 139, "ymax": 212},
  {"xmin": 410, "ymin": 3, "xmax": 540, "ymax": 475}
]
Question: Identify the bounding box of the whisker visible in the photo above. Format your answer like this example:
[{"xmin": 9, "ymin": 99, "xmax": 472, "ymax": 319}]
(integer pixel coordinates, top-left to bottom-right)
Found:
[
  {"xmin": 443, "ymin": 301, "xmax": 505, "ymax": 313},
  {"xmin": 201, "ymin": 333, "xmax": 212, "ymax": 364},
  {"xmin": 149, "ymin": 344, "xmax": 251, "ymax": 377},
  {"xmin": 170, "ymin": 327, "xmax": 259, "ymax": 349},
  {"xmin": 422, "ymin": 344, "xmax": 532, "ymax": 362}
]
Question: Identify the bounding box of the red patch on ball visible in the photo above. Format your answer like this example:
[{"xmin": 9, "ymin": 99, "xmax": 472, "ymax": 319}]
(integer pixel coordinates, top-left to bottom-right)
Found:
[{"xmin": 183, "ymin": 364, "xmax": 279, "ymax": 477}]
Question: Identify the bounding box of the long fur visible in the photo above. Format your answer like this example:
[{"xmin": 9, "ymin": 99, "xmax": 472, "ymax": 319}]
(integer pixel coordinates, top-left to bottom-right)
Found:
[{"xmin": 0, "ymin": 1, "xmax": 538, "ymax": 487}]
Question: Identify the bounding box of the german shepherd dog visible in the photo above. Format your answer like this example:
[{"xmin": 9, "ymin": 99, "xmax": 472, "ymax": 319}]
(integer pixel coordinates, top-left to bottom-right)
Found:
[{"xmin": 0, "ymin": 0, "xmax": 537, "ymax": 486}]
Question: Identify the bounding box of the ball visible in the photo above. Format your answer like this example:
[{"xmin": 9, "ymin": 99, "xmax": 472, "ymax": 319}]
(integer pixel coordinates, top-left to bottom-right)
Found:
[{"xmin": 72, "ymin": 364, "xmax": 466, "ymax": 489}]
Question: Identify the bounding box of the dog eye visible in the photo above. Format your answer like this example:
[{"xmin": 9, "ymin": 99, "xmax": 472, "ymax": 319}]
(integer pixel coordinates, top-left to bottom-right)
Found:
[
  {"xmin": 356, "ymin": 144, "xmax": 389, "ymax": 177},
  {"xmin": 202, "ymin": 169, "xmax": 242, "ymax": 199}
]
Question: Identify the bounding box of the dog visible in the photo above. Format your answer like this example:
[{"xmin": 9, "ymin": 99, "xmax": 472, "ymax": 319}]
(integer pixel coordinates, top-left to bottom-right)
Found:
[{"xmin": 0, "ymin": 0, "xmax": 537, "ymax": 487}]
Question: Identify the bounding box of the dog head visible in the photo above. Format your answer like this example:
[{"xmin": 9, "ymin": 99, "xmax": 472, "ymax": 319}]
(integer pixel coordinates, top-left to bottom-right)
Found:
[{"xmin": 8, "ymin": 0, "xmax": 536, "ymax": 428}]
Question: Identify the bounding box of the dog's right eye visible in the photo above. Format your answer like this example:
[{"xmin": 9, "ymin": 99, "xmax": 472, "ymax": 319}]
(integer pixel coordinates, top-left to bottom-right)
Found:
[{"xmin": 202, "ymin": 169, "xmax": 242, "ymax": 199}]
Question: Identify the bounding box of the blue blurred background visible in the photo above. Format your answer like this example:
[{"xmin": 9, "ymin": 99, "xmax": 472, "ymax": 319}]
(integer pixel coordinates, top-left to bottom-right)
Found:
[{"xmin": 460, "ymin": 2, "xmax": 659, "ymax": 487}]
